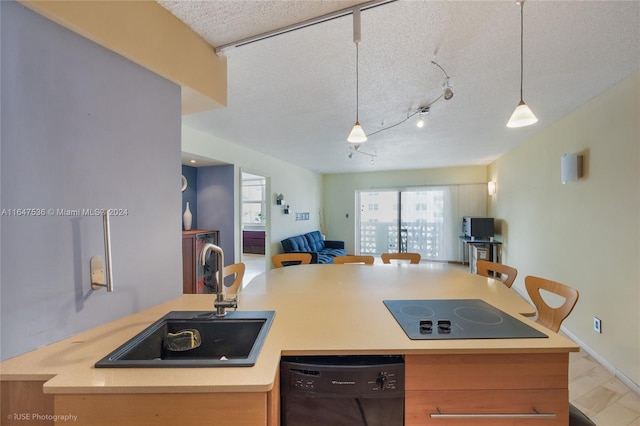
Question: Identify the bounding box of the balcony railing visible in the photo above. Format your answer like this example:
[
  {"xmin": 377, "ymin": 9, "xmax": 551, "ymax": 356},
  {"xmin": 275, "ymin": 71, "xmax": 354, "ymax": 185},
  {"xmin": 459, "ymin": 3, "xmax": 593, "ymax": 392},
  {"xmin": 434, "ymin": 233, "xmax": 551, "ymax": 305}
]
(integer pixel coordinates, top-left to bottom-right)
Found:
[{"xmin": 360, "ymin": 221, "xmax": 443, "ymax": 259}]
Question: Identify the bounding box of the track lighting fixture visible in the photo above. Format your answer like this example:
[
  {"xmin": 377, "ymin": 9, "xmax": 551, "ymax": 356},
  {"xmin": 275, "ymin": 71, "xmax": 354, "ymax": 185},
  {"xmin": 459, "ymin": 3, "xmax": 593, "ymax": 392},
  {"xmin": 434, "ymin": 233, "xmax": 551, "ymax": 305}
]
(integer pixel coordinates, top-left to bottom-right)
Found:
[
  {"xmin": 348, "ymin": 145, "xmax": 376, "ymax": 164},
  {"xmin": 432, "ymin": 61, "xmax": 454, "ymax": 101},
  {"xmin": 443, "ymin": 78, "xmax": 454, "ymax": 100},
  {"xmin": 347, "ymin": 8, "xmax": 367, "ymax": 144},
  {"xmin": 507, "ymin": 0, "xmax": 538, "ymax": 128},
  {"xmin": 416, "ymin": 106, "xmax": 429, "ymax": 128},
  {"xmin": 365, "ymin": 61, "xmax": 454, "ymax": 139}
]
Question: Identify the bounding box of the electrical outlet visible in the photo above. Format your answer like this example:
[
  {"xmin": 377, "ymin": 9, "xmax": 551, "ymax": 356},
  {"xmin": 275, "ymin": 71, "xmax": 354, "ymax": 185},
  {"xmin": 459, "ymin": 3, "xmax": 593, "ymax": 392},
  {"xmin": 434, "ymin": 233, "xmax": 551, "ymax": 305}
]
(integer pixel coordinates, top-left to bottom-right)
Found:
[{"xmin": 593, "ymin": 317, "xmax": 602, "ymax": 333}]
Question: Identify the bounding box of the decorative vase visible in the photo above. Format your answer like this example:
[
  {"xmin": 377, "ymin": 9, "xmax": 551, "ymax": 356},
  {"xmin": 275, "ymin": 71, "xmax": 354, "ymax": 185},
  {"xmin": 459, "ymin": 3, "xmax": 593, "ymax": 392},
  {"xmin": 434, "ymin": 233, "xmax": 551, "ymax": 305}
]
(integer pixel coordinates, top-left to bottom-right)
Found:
[{"xmin": 183, "ymin": 202, "xmax": 192, "ymax": 231}]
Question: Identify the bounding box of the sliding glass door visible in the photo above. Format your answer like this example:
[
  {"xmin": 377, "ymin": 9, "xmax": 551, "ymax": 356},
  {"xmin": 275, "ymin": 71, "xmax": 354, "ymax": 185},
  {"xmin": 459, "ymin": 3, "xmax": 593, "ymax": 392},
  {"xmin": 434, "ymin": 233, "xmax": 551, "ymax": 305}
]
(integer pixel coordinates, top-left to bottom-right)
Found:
[
  {"xmin": 399, "ymin": 188, "xmax": 452, "ymax": 260},
  {"xmin": 357, "ymin": 185, "xmax": 485, "ymax": 262}
]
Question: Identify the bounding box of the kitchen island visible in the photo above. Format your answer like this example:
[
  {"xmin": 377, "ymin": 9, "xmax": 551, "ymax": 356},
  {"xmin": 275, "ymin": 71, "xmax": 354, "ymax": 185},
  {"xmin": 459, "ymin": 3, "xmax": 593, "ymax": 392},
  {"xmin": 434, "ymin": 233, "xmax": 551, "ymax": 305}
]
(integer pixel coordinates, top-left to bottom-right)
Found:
[{"xmin": 0, "ymin": 263, "xmax": 578, "ymax": 425}]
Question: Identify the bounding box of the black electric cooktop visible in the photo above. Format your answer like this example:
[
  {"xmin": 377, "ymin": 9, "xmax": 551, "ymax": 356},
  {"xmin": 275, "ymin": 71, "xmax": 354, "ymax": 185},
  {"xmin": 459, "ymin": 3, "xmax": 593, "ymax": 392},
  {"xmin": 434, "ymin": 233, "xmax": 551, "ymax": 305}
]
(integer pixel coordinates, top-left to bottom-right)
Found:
[{"xmin": 383, "ymin": 299, "xmax": 548, "ymax": 340}]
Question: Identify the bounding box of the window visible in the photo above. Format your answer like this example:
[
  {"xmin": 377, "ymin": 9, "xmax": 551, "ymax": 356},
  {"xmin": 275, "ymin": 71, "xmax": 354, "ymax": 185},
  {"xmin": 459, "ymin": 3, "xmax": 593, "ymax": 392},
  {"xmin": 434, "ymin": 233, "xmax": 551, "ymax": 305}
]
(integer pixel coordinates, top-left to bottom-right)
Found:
[
  {"xmin": 356, "ymin": 185, "xmax": 486, "ymax": 261},
  {"xmin": 242, "ymin": 174, "xmax": 266, "ymax": 225}
]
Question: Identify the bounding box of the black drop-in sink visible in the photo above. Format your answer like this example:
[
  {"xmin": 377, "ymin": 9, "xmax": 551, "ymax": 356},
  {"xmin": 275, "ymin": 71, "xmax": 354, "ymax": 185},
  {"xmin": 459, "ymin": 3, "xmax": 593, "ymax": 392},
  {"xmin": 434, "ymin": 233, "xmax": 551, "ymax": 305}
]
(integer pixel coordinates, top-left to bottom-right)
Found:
[{"xmin": 95, "ymin": 310, "xmax": 275, "ymax": 368}]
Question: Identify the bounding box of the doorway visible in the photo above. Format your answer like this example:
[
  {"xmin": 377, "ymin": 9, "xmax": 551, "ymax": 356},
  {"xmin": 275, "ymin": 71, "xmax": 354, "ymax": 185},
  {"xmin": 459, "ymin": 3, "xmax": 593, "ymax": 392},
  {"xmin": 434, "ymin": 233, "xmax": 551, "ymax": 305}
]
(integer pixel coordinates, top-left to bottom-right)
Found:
[{"xmin": 241, "ymin": 172, "xmax": 268, "ymax": 285}]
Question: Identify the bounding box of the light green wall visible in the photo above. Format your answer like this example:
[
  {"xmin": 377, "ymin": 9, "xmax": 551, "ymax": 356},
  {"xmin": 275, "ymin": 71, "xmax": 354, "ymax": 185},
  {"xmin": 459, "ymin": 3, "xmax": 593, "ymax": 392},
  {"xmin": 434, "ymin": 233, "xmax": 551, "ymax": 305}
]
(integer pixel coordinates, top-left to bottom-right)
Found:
[
  {"xmin": 182, "ymin": 126, "xmax": 323, "ymax": 265},
  {"xmin": 488, "ymin": 71, "xmax": 640, "ymax": 387},
  {"xmin": 322, "ymin": 167, "xmax": 488, "ymax": 254}
]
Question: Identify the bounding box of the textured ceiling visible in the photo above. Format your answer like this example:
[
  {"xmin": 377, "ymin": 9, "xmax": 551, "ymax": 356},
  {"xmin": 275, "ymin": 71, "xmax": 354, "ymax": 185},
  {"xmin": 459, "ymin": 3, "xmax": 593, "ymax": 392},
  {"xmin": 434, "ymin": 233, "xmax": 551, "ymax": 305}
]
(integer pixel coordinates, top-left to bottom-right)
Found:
[{"xmin": 160, "ymin": 0, "xmax": 640, "ymax": 173}]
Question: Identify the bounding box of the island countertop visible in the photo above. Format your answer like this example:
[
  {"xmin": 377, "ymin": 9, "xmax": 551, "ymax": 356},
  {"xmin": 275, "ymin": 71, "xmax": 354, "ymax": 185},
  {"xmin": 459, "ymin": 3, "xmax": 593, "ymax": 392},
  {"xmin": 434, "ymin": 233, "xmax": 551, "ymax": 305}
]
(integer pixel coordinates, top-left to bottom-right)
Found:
[{"xmin": 0, "ymin": 263, "xmax": 579, "ymax": 395}]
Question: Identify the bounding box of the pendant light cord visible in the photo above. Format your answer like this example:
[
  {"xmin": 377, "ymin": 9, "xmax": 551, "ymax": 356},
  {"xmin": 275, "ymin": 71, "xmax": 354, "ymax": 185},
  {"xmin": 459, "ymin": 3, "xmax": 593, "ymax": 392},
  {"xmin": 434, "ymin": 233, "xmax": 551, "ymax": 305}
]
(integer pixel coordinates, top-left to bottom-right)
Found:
[
  {"xmin": 355, "ymin": 42, "xmax": 360, "ymax": 122},
  {"xmin": 519, "ymin": 0, "xmax": 524, "ymax": 102}
]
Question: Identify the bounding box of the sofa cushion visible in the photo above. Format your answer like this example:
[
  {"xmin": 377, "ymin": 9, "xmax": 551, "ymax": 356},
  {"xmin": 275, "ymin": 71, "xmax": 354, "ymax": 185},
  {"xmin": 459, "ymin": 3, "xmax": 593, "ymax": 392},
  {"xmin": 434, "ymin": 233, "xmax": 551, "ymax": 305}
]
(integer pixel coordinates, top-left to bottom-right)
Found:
[
  {"xmin": 282, "ymin": 235, "xmax": 312, "ymax": 253},
  {"xmin": 316, "ymin": 253, "xmax": 334, "ymax": 264},
  {"xmin": 321, "ymin": 248, "xmax": 347, "ymax": 258},
  {"xmin": 304, "ymin": 231, "xmax": 325, "ymax": 252}
]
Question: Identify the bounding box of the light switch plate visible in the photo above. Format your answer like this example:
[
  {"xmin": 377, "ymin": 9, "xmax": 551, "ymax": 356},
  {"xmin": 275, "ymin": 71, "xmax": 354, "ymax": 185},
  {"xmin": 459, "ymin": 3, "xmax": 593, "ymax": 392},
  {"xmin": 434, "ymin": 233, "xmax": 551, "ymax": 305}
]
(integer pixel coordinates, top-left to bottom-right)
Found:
[{"xmin": 593, "ymin": 317, "xmax": 602, "ymax": 333}]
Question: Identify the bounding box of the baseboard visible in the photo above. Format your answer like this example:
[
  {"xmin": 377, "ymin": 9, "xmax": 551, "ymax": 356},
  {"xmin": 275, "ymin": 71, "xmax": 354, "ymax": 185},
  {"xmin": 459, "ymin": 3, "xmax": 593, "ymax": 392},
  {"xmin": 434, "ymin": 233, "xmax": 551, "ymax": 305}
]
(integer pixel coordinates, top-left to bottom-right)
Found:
[{"xmin": 560, "ymin": 326, "xmax": 640, "ymax": 395}]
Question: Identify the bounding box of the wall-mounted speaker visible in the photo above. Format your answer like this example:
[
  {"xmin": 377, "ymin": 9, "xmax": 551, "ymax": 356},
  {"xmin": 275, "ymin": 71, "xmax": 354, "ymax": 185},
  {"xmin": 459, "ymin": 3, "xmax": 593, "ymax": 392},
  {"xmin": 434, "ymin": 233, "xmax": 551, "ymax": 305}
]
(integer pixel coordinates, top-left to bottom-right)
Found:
[{"xmin": 561, "ymin": 153, "xmax": 583, "ymax": 184}]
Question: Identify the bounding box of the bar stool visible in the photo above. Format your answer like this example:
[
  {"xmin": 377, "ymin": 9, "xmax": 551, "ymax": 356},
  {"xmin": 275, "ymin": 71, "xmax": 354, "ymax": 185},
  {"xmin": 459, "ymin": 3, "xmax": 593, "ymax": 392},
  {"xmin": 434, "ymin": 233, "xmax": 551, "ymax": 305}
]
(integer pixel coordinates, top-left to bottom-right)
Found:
[
  {"xmin": 333, "ymin": 255, "xmax": 375, "ymax": 265},
  {"xmin": 222, "ymin": 262, "xmax": 245, "ymax": 293},
  {"xmin": 272, "ymin": 253, "xmax": 312, "ymax": 268},
  {"xmin": 476, "ymin": 260, "xmax": 517, "ymax": 288},
  {"xmin": 381, "ymin": 252, "xmax": 421, "ymax": 264},
  {"xmin": 524, "ymin": 275, "xmax": 592, "ymax": 426},
  {"xmin": 525, "ymin": 275, "xmax": 579, "ymax": 333}
]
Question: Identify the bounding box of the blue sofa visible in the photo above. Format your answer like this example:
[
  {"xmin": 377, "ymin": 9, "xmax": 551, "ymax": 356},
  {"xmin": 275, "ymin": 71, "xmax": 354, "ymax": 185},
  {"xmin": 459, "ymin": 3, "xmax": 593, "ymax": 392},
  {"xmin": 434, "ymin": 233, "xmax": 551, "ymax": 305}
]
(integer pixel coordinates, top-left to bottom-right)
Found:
[{"xmin": 280, "ymin": 231, "xmax": 346, "ymax": 264}]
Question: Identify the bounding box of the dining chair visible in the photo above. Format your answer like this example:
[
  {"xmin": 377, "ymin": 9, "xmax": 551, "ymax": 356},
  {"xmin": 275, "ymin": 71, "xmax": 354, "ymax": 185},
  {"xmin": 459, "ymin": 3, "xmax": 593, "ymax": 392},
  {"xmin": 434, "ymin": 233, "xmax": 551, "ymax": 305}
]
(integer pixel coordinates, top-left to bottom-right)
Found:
[
  {"xmin": 333, "ymin": 255, "xmax": 375, "ymax": 265},
  {"xmin": 381, "ymin": 252, "xmax": 421, "ymax": 264},
  {"xmin": 524, "ymin": 276, "xmax": 591, "ymax": 426},
  {"xmin": 222, "ymin": 262, "xmax": 245, "ymax": 294},
  {"xmin": 525, "ymin": 275, "xmax": 579, "ymax": 333},
  {"xmin": 476, "ymin": 260, "xmax": 517, "ymax": 288},
  {"xmin": 272, "ymin": 253, "xmax": 312, "ymax": 268}
]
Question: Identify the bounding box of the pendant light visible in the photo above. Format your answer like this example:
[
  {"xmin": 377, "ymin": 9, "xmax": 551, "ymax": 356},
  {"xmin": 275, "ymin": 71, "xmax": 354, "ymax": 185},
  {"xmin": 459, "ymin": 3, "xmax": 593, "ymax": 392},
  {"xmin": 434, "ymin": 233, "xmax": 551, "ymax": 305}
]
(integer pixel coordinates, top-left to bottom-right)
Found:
[
  {"xmin": 507, "ymin": 0, "xmax": 538, "ymax": 128},
  {"xmin": 347, "ymin": 8, "xmax": 367, "ymax": 143}
]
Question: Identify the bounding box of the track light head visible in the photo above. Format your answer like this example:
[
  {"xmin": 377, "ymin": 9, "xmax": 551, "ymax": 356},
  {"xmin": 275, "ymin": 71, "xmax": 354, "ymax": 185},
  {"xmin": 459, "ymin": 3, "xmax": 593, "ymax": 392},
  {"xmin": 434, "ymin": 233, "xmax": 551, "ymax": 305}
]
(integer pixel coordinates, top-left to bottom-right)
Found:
[
  {"xmin": 443, "ymin": 79, "xmax": 454, "ymax": 100},
  {"xmin": 416, "ymin": 106, "xmax": 430, "ymax": 128}
]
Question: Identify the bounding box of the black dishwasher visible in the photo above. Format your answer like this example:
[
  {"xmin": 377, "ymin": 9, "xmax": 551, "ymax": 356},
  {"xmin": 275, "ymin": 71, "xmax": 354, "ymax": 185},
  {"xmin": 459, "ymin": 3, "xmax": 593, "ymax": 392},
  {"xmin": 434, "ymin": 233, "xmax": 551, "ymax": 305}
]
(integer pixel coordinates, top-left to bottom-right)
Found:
[{"xmin": 280, "ymin": 355, "xmax": 404, "ymax": 426}]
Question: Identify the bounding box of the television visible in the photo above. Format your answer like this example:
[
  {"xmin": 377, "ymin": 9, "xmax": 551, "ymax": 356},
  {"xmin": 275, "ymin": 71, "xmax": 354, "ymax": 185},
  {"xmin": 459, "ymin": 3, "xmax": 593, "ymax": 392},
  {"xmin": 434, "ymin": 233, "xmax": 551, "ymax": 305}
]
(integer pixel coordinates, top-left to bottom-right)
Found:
[{"xmin": 462, "ymin": 217, "xmax": 494, "ymax": 239}]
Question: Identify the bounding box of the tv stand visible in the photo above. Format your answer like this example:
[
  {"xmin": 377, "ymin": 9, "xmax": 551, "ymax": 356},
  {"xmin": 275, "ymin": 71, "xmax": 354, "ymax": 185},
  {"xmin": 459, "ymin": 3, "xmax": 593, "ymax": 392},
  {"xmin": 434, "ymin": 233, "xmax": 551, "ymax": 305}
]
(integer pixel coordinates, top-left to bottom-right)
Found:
[{"xmin": 460, "ymin": 237, "xmax": 502, "ymax": 273}]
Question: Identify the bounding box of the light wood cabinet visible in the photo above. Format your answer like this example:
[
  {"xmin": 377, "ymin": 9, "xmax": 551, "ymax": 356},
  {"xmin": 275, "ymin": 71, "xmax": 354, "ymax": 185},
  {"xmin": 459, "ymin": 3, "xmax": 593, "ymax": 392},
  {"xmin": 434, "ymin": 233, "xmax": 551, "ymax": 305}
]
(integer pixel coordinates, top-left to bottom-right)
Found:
[
  {"xmin": 1, "ymin": 381, "xmax": 53, "ymax": 426},
  {"xmin": 54, "ymin": 392, "xmax": 273, "ymax": 426},
  {"xmin": 404, "ymin": 353, "xmax": 569, "ymax": 425}
]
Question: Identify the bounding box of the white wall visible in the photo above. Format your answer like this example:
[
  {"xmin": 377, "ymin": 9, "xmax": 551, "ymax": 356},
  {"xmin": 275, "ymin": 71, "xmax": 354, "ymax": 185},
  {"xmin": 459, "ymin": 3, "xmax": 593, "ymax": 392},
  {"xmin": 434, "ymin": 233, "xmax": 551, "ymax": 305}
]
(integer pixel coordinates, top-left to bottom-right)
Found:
[
  {"xmin": 0, "ymin": 2, "xmax": 182, "ymax": 360},
  {"xmin": 182, "ymin": 126, "xmax": 323, "ymax": 264},
  {"xmin": 323, "ymin": 167, "xmax": 488, "ymax": 254},
  {"xmin": 488, "ymin": 71, "xmax": 640, "ymax": 388}
]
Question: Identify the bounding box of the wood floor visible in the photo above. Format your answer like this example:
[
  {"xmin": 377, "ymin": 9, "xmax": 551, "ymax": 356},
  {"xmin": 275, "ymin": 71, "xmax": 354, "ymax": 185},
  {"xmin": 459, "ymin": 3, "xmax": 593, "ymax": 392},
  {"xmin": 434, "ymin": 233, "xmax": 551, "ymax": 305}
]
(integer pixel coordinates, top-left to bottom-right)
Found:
[{"xmin": 241, "ymin": 255, "xmax": 639, "ymax": 425}]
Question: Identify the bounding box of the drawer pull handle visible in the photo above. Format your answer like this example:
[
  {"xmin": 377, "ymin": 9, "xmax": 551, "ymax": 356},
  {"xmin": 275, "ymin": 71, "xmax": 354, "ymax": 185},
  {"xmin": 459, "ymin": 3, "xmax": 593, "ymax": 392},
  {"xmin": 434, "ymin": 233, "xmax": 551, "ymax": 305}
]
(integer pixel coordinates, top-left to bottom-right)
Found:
[{"xmin": 431, "ymin": 407, "xmax": 556, "ymax": 419}]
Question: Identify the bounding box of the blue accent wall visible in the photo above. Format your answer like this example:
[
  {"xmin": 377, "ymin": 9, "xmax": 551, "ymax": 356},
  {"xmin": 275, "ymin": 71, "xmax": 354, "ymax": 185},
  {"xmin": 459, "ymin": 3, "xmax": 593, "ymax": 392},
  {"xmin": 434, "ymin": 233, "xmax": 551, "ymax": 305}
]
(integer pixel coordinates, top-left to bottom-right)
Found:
[
  {"xmin": 182, "ymin": 165, "xmax": 198, "ymax": 229},
  {"xmin": 197, "ymin": 165, "xmax": 235, "ymax": 265}
]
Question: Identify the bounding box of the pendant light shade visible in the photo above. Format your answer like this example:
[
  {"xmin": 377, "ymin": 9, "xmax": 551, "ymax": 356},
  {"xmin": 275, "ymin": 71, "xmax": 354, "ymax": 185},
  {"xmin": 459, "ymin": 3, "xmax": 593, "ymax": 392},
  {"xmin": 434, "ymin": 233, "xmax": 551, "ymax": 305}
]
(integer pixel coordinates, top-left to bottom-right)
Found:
[
  {"xmin": 507, "ymin": 0, "xmax": 537, "ymax": 128},
  {"xmin": 348, "ymin": 122, "xmax": 367, "ymax": 143},
  {"xmin": 347, "ymin": 8, "xmax": 367, "ymax": 143},
  {"xmin": 507, "ymin": 100, "xmax": 538, "ymax": 128}
]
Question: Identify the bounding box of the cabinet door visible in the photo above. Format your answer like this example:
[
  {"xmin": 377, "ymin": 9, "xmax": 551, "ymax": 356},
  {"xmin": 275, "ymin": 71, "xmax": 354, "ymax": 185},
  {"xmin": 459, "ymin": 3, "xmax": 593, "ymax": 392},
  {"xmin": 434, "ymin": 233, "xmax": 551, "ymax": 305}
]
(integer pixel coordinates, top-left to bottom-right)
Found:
[
  {"xmin": 195, "ymin": 232, "xmax": 218, "ymax": 294},
  {"xmin": 182, "ymin": 234, "xmax": 196, "ymax": 294},
  {"xmin": 55, "ymin": 392, "xmax": 267, "ymax": 425}
]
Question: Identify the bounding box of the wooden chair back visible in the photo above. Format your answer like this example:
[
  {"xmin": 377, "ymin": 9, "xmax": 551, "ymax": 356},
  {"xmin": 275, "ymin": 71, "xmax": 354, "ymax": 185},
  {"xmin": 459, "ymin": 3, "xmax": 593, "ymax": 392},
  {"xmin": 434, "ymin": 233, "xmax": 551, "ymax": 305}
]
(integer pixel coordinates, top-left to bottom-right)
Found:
[
  {"xmin": 525, "ymin": 275, "xmax": 579, "ymax": 333},
  {"xmin": 333, "ymin": 255, "xmax": 375, "ymax": 265},
  {"xmin": 222, "ymin": 262, "xmax": 245, "ymax": 294},
  {"xmin": 272, "ymin": 253, "xmax": 312, "ymax": 268},
  {"xmin": 476, "ymin": 260, "xmax": 518, "ymax": 288},
  {"xmin": 381, "ymin": 252, "xmax": 421, "ymax": 264}
]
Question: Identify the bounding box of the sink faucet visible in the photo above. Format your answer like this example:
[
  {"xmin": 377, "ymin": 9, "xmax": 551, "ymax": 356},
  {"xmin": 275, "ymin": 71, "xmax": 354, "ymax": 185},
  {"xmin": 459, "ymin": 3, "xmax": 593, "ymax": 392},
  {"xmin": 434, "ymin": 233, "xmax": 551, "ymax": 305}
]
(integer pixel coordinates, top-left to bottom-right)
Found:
[{"xmin": 199, "ymin": 243, "xmax": 237, "ymax": 317}]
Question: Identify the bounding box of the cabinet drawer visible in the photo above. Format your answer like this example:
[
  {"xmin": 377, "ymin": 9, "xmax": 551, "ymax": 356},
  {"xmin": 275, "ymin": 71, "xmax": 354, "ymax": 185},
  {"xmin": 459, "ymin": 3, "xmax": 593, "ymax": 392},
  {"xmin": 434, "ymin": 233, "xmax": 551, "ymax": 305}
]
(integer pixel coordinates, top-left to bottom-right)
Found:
[
  {"xmin": 406, "ymin": 389, "xmax": 568, "ymax": 426},
  {"xmin": 405, "ymin": 353, "xmax": 568, "ymax": 390}
]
